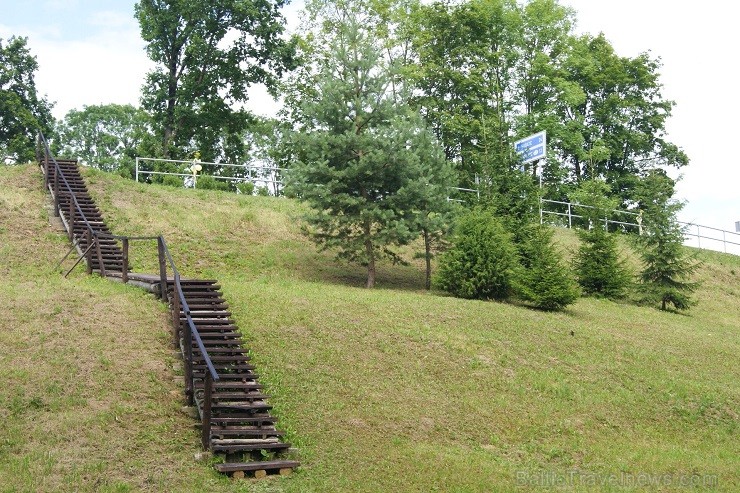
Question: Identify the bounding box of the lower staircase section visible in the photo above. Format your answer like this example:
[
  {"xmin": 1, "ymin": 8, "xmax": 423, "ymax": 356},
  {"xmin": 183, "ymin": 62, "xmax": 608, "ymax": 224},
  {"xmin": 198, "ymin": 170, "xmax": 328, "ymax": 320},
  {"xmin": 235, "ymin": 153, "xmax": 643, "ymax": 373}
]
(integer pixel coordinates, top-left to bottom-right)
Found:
[{"xmin": 171, "ymin": 280, "xmax": 299, "ymax": 477}]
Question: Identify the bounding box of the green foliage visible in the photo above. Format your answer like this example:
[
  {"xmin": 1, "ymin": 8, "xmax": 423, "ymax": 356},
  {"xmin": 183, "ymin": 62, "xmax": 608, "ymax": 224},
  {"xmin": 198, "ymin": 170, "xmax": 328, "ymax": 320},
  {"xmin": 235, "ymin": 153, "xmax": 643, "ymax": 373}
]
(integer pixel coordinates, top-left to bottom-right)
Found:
[
  {"xmin": 135, "ymin": 0, "xmax": 296, "ymax": 162},
  {"xmin": 574, "ymin": 228, "xmax": 632, "ymax": 298},
  {"xmin": 286, "ymin": 7, "xmax": 453, "ymax": 288},
  {"xmin": 436, "ymin": 209, "xmax": 518, "ymax": 300},
  {"xmin": 553, "ymin": 34, "xmax": 688, "ymax": 201},
  {"xmin": 55, "ymin": 104, "xmax": 150, "ymax": 173},
  {"xmin": 404, "ymin": 0, "xmax": 687, "ymax": 205},
  {"xmin": 161, "ymin": 175, "xmax": 183, "ymax": 187},
  {"xmin": 0, "ymin": 36, "xmax": 54, "ymax": 162},
  {"xmin": 567, "ymin": 179, "xmax": 631, "ymax": 298},
  {"xmin": 236, "ymin": 181, "xmax": 255, "ymax": 195},
  {"xmin": 242, "ymin": 117, "xmax": 291, "ymax": 196},
  {"xmin": 568, "ymin": 178, "xmax": 617, "ymax": 226},
  {"xmin": 635, "ymin": 170, "xmax": 699, "ymax": 311},
  {"xmin": 515, "ymin": 224, "xmax": 579, "ymax": 310},
  {"xmin": 407, "ymin": 0, "xmax": 523, "ymax": 193},
  {"xmin": 195, "ymin": 175, "xmax": 229, "ymax": 191}
]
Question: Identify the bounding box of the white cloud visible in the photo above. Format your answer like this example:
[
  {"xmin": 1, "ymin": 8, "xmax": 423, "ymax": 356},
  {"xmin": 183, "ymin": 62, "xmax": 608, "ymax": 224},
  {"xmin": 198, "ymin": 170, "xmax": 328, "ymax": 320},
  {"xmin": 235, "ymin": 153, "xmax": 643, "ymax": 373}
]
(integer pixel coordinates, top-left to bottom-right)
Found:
[{"xmin": 35, "ymin": 36, "xmax": 151, "ymax": 118}]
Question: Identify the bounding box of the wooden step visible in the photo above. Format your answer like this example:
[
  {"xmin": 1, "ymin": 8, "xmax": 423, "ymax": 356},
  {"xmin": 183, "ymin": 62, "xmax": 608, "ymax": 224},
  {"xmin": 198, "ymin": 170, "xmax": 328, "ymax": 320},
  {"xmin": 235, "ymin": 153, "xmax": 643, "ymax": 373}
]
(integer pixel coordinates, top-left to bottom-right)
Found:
[
  {"xmin": 193, "ymin": 371, "xmax": 259, "ymax": 380},
  {"xmin": 211, "ymin": 442, "xmax": 291, "ymax": 453},
  {"xmin": 208, "ymin": 416, "xmax": 276, "ymax": 425},
  {"xmin": 211, "ymin": 401, "xmax": 272, "ymax": 411},
  {"xmin": 196, "ymin": 382, "xmax": 263, "ymax": 390},
  {"xmin": 210, "ymin": 429, "xmax": 283, "ymax": 438},
  {"xmin": 209, "ymin": 392, "xmax": 270, "ymax": 401},
  {"xmin": 214, "ymin": 460, "xmax": 299, "ymax": 476}
]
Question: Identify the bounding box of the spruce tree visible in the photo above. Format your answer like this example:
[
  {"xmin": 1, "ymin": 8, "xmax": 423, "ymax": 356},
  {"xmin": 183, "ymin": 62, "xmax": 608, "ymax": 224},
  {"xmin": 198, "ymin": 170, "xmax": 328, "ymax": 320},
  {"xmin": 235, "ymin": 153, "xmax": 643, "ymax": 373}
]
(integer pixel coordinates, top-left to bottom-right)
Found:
[
  {"xmin": 516, "ymin": 225, "xmax": 581, "ymax": 310},
  {"xmin": 515, "ymin": 224, "xmax": 580, "ymax": 310},
  {"xmin": 574, "ymin": 228, "xmax": 632, "ymax": 298},
  {"xmin": 435, "ymin": 210, "xmax": 519, "ymax": 300},
  {"xmin": 570, "ymin": 180, "xmax": 632, "ymax": 298},
  {"xmin": 635, "ymin": 170, "xmax": 698, "ymax": 310}
]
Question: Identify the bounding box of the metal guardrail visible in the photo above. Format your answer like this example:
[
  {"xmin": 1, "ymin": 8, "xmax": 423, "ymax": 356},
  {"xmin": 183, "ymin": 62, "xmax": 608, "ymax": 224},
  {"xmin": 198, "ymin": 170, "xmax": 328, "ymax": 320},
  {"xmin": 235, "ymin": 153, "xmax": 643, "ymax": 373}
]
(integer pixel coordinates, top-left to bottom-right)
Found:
[
  {"xmin": 38, "ymin": 134, "xmax": 220, "ymax": 449},
  {"xmin": 540, "ymin": 198, "xmax": 740, "ymax": 255}
]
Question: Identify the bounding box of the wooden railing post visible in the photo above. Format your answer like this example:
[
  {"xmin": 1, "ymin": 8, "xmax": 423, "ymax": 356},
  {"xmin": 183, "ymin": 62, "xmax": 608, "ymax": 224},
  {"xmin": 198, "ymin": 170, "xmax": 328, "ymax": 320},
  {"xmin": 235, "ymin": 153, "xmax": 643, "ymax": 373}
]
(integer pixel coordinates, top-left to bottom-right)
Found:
[
  {"xmin": 68, "ymin": 198, "xmax": 75, "ymax": 241},
  {"xmin": 43, "ymin": 153, "xmax": 49, "ymax": 190},
  {"xmin": 184, "ymin": 320, "xmax": 194, "ymax": 405},
  {"xmin": 172, "ymin": 288, "xmax": 181, "ymax": 350},
  {"xmin": 53, "ymin": 164, "xmax": 60, "ymax": 217},
  {"xmin": 202, "ymin": 372, "xmax": 213, "ymax": 450},
  {"xmin": 157, "ymin": 236, "xmax": 167, "ymax": 300},
  {"xmin": 85, "ymin": 229, "xmax": 93, "ymax": 275},
  {"xmin": 121, "ymin": 238, "xmax": 129, "ymax": 283},
  {"xmin": 95, "ymin": 233, "xmax": 106, "ymax": 277}
]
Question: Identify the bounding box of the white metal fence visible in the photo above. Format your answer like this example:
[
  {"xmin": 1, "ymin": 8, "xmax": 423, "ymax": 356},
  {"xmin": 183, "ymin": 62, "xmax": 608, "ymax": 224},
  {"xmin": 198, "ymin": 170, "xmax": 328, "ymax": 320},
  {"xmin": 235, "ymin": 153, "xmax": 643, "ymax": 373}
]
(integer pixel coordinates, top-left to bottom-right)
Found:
[
  {"xmin": 132, "ymin": 159, "xmax": 739, "ymax": 256},
  {"xmin": 540, "ymin": 198, "xmax": 740, "ymax": 256},
  {"xmin": 134, "ymin": 157, "xmax": 285, "ymax": 195}
]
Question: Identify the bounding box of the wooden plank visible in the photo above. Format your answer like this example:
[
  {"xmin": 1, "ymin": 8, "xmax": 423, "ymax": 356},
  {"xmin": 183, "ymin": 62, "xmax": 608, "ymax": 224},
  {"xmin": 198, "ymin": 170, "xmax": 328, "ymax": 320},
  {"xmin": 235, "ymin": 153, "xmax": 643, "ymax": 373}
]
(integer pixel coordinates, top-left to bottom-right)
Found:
[{"xmin": 215, "ymin": 460, "xmax": 299, "ymax": 473}]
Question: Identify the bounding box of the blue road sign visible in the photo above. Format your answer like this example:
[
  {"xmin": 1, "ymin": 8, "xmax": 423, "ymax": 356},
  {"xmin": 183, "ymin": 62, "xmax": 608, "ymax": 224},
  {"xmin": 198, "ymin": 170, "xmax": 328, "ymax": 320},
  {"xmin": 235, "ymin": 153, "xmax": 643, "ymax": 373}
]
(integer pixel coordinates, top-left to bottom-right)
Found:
[{"xmin": 514, "ymin": 131, "xmax": 546, "ymax": 164}]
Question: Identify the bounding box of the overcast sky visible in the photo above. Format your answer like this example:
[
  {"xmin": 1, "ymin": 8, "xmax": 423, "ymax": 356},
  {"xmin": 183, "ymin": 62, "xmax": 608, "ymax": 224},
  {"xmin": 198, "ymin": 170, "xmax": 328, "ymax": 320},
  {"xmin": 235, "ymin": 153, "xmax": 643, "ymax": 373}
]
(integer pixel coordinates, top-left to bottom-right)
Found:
[{"xmin": 1, "ymin": 0, "xmax": 738, "ymax": 241}]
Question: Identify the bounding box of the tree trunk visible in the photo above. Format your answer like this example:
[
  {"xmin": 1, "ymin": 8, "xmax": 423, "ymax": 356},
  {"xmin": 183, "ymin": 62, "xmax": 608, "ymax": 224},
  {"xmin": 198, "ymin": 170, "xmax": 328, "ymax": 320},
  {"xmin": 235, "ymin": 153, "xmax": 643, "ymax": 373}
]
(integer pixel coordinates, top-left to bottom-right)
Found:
[
  {"xmin": 163, "ymin": 51, "xmax": 179, "ymax": 159},
  {"xmin": 424, "ymin": 228, "xmax": 432, "ymax": 291},
  {"xmin": 364, "ymin": 221, "xmax": 375, "ymax": 289}
]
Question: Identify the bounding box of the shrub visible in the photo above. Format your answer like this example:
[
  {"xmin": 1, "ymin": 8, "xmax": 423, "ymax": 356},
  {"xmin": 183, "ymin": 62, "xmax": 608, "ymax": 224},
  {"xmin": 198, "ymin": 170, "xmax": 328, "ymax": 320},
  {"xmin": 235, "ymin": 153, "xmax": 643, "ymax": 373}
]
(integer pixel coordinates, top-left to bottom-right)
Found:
[
  {"xmin": 435, "ymin": 210, "xmax": 518, "ymax": 300},
  {"xmin": 236, "ymin": 181, "xmax": 255, "ymax": 195},
  {"xmin": 161, "ymin": 175, "xmax": 184, "ymax": 187},
  {"xmin": 515, "ymin": 225, "xmax": 580, "ymax": 310},
  {"xmin": 196, "ymin": 175, "xmax": 229, "ymax": 191}
]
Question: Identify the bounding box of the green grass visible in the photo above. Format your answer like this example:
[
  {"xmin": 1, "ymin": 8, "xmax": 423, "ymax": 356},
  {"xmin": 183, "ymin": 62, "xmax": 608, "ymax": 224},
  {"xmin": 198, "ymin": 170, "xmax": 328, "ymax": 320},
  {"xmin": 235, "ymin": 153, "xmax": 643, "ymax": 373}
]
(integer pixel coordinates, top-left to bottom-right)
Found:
[{"xmin": 1, "ymin": 164, "xmax": 738, "ymax": 492}]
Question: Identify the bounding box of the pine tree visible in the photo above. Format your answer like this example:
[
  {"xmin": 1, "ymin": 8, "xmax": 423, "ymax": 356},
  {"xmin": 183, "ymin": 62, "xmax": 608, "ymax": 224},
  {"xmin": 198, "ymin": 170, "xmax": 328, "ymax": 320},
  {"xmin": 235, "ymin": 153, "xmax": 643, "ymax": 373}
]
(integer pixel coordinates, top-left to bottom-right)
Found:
[
  {"xmin": 285, "ymin": 9, "xmax": 453, "ymax": 288},
  {"xmin": 635, "ymin": 170, "xmax": 698, "ymax": 310}
]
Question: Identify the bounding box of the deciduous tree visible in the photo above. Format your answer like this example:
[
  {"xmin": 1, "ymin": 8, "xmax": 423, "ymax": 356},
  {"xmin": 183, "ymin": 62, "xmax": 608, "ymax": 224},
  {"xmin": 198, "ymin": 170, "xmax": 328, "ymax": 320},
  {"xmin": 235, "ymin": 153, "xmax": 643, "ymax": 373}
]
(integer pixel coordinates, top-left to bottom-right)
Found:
[
  {"xmin": 0, "ymin": 36, "xmax": 53, "ymax": 163},
  {"xmin": 56, "ymin": 104, "xmax": 150, "ymax": 175},
  {"xmin": 135, "ymin": 0, "xmax": 296, "ymax": 162}
]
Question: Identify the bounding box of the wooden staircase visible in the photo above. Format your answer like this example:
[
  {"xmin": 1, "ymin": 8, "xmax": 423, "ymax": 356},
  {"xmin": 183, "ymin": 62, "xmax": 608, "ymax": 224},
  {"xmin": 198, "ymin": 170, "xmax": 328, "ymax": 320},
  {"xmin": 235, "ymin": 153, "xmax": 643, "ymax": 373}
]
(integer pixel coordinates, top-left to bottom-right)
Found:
[
  {"xmin": 45, "ymin": 158, "xmax": 125, "ymax": 273},
  {"xmin": 40, "ymin": 153, "xmax": 298, "ymax": 478}
]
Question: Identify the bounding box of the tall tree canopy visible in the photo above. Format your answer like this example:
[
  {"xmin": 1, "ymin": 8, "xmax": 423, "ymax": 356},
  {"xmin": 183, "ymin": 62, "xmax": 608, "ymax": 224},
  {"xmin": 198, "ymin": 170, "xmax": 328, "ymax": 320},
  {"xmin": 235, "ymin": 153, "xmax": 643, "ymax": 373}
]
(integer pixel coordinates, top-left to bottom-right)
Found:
[
  {"xmin": 135, "ymin": 0, "xmax": 296, "ymax": 162},
  {"xmin": 550, "ymin": 34, "xmax": 688, "ymax": 201},
  {"xmin": 404, "ymin": 0, "xmax": 687, "ymax": 204},
  {"xmin": 0, "ymin": 36, "xmax": 53, "ymax": 163},
  {"xmin": 56, "ymin": 104, "xmax": 151, "ymax": 175},
  {"xmin": 285, "ymin": 2, "xmax": 454, "ymax": 288}
]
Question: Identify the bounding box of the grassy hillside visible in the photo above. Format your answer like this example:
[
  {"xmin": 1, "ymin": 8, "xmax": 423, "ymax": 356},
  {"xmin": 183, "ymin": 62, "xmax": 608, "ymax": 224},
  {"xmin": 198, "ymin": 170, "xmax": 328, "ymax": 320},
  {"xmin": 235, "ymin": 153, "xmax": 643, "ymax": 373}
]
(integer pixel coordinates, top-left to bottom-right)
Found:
[{"xmin": 1, "ymin": 164, "xmax": 738, "ymax": 492}]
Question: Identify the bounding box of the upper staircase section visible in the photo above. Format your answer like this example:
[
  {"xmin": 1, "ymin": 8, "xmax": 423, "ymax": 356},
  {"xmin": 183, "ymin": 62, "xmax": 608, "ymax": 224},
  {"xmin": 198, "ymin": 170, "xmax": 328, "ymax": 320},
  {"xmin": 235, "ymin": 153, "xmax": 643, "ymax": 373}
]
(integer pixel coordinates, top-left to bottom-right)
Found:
[{"xmin": 41, "ymin": 153, "xmax": 125, "ymax": 274}]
